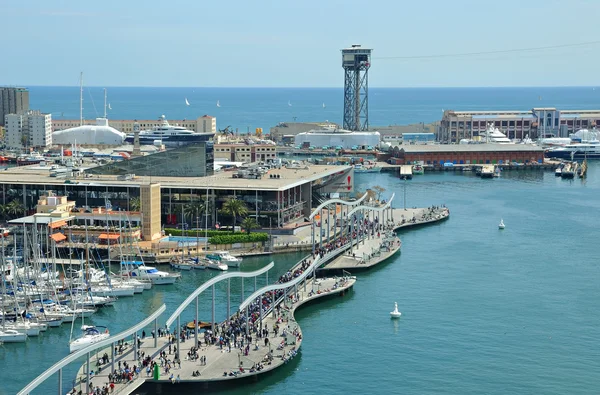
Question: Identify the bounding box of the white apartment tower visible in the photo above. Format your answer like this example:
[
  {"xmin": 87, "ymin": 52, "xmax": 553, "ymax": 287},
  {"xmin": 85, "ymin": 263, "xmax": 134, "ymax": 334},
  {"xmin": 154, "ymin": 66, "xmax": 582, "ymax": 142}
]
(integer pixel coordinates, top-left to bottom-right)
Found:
[{"xmin": 5, "ymin": 110, "xmax": 52, "ymax": 149}]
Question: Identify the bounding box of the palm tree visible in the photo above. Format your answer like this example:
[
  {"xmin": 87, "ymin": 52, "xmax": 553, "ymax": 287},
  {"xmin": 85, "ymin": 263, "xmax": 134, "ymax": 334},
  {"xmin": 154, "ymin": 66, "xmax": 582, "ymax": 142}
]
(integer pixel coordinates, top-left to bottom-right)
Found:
[
  {"xmin": 183, "ymin": 201, "xmax": 206, "ymax": 227},
  {"xmin": 241, "ymin": 217, "xmax": 259, "ymax": 235},
  {"xmin": 5, "ymin": 200, "xmax": 24, "ymax": 219},
  {"xmin": 221, "ymin": 198, "xmax": 248, "ymax": 232},
  {"xmin": 130, "ymin": 197, "xmax": 141, "ymax": 212}
]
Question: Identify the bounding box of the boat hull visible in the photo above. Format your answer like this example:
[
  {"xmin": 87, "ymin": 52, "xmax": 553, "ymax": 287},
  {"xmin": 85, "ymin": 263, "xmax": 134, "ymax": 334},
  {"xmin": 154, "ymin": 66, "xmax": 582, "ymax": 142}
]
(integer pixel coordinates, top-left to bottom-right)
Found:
[
  {"xmin": 354, "ymin": 168, "xmax": 382, "ymax": 173},
  {"xmin": 69, "ymin": 333, "xmax": 110, "ymax": 353},
  {"xmin": 170, "ymin": 263, "xmax": 193, "ymax": 271},
  {"xmin": 0, "ymin": 330, "xmax": 27, "ymax": 342},
  {"xmin": 124, "ymin": 134, "xmax": 213, "ymax": 147},
  {"xmin": 151, "ymin": 276, "xmax": 178, "ymax": 285},
  {"xmin": 546, "ymin": 151, "xmax": 600, "ymax": 160}
]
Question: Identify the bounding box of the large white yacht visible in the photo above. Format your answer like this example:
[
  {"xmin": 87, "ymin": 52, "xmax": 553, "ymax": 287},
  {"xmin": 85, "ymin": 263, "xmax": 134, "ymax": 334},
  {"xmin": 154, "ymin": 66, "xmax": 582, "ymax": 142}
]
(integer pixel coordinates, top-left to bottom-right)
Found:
[
  {"xmin": 124, "ymin": 115, "xmax": 214, "ymax": 147},
  {"xmin": 545, "ymin": 141, "xmax": 600, "ymax": 160},
  {"xmin": 480, "ymin": 123, "xmax": 514, "ymax": 144}
]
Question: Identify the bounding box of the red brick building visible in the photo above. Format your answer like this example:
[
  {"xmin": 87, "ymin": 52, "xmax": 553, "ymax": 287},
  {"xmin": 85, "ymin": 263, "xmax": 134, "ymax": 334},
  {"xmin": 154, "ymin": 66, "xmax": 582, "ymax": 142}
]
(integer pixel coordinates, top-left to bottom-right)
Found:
[{"xmin": 391, "ymin": 144, "xmax": 545, "ymax": 165}]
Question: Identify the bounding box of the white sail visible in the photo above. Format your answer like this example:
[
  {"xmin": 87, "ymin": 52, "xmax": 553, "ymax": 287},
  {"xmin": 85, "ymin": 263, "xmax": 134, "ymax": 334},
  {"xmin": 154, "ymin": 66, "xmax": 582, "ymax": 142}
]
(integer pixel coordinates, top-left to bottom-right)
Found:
[
  {"xmin": 322, "ymin": 103, "xmax": 326, "ymax": 108},
  {"xmin": 288, "ymin": 100, "xmax": 292, "ymax": 107},
  {"xmin": 216, "ymin": 100, "xmax": 220, "ymax": 107},
  {"xmin": 108, "ymin": 103, "xmax": 112, "ymax": 110},
  {"xmin": 185, "ymin": 98, "xmax": 190, "ymax": 106}
]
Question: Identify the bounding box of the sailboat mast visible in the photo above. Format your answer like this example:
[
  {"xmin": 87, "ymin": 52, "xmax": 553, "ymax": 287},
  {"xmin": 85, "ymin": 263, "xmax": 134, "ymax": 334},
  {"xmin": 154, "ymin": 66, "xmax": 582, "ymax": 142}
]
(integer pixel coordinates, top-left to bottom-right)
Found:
[
  {"xmin": 79, "ymin": 72, "xmax": 84, "ymax": 127},
  {"xmin": 204, "ymin": 186, "xmax": 209, "ymax": 250}
]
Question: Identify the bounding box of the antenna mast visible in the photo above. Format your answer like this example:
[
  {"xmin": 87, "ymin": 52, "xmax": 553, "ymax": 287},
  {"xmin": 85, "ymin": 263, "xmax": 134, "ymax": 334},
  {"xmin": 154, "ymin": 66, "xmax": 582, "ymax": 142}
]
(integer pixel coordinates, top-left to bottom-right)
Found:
[
  {"xmin": 103, "ymin": 88, "xmax": 107, "ymax": 118},
  {"xmin": 79, "ymin": 72, "xmax": 84, "ymax": 126}
]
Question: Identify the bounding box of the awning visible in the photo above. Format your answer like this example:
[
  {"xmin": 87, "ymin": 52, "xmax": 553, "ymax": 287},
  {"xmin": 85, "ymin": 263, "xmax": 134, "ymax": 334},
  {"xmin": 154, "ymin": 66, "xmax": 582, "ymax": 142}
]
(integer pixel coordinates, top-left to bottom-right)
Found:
[
  {"xmin": 50, "ymin": 233, "xmax": 66, "ymax": 242},
  {"xmin": 99, "ymin": 233, "xmax": 120, "ymax": 240},
  {"xmin": 48, "ymin": 220, "xmax": 67, "ymax": 229}
]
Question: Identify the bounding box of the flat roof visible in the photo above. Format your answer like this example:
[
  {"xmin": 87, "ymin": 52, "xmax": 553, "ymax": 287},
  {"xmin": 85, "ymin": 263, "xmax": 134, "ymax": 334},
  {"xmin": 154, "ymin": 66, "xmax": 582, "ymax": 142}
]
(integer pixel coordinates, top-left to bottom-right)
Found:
[
  {"xmin": 9, "ymin": 215, "xmax": 75, "ymax": 225},
  {"xmin": 399, "ymin": 144, "xmax": 545, "ymax": 153},
  {"xmin": 0, "ymin": 164, "xmax": 352, "ymax": 192},
  {"xmin": 472, "ymin": 114, "xmax": 535, "ymax": 120}
]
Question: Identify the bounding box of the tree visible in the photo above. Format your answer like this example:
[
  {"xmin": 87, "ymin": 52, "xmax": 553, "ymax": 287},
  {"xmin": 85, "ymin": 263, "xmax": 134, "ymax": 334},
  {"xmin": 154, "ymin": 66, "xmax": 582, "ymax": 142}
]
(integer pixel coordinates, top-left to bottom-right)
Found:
[
  {"xmin": 183, "ymin": 201, "xmax": 207, "ymax": 227},
  {"xmin": 372, "ymin": 185, "xmax": 386, "ymax": 201},
  {"xmin": 355, "ymin": 189, "xmax": 376, "ymax": 202},
  {"xmin": 241, "ymin": 217, "xmax": 259, "ymax": 235},
  {"xmin": 130, "ymin": 197, "xmax": 141, "ymax": 212},
  {"xmin": 5, "ymin": 200, "xmax": 24, "ymax": 218},
  {"xmin": 221, "ymin": 198, "xmax": 248, "ymax": 231}
]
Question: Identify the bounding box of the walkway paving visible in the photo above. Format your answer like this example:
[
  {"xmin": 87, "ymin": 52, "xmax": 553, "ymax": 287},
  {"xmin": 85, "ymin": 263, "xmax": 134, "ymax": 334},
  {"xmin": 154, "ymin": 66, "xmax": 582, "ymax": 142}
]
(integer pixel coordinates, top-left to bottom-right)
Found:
[
  {"xmin": 322, "ymin": 233, "xmax": 401, "ymax": 271},
  {"xmin": 391, "ymin": 206, "xmax": 450, "ymax": 231},
  {"xmin": 72, "ymin": 276, "xmax": 355, "ymax": 394}
]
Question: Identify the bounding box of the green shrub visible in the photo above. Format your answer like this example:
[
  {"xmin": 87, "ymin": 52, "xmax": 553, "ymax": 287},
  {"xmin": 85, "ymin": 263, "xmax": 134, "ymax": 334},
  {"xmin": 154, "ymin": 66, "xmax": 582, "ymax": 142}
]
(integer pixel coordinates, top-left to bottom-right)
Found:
[
  {"xmin": 208, "ymin": 233, "xmax": 268, "ymax": 245},
  {"xmin": 164, "ymin": 228, "xmax": 241, "ymax": 237}
]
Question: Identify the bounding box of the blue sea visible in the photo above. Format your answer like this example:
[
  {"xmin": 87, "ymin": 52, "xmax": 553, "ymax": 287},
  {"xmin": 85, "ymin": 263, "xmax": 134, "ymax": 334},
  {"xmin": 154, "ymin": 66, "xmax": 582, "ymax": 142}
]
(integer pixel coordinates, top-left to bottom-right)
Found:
[
  {"xmin": 3, "ymin": 87, "xmax": 600, "ymax": 394},
  {"xmin": 29, "ymin": 86, "xmax": 600, "ymax": 130}
]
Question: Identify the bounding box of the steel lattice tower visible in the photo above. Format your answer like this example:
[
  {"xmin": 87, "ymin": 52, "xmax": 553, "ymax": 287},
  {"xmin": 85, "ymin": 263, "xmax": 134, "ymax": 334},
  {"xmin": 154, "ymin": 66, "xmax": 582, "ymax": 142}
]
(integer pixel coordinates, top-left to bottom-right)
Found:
[{"xmin": 342, "ymin": 45, "xmax": 372, "ymax": 131}]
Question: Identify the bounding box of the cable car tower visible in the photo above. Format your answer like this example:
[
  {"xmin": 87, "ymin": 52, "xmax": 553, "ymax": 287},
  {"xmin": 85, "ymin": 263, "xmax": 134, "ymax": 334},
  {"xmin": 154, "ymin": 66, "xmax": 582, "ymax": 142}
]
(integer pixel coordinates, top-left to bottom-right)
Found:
[{"xmin": 342, "ymin": 44, "xmax": 372, "ymax": 131}]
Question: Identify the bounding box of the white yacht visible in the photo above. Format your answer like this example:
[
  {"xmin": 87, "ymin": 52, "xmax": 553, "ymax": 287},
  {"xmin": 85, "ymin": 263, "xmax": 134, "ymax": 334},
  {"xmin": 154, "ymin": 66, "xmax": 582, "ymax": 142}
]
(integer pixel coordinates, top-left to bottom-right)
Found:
[
  {"xmin": 545, "ymin": 141, "xmax": 600, "ymax": 160},
  {"xmin": 123, "ymin": 263, "xmax": 181, "ymax": 285},
  {"xmin": 69, "ymin": 325, "xmax": 110, "ymax": 353},
  {"xmin": 124, "ymin": 115, "xmax": 214, "ymax": 147},
  {"xmin": 205, "ymin": 251, "xmax": 242, "ymax": 268},
  {"xmin": 90, "ymin": 284, "xmax": 135, "ymax": 297},
  {"xmin": 480, "ymin": 123, "xmax": 514, "ymax": 144}
]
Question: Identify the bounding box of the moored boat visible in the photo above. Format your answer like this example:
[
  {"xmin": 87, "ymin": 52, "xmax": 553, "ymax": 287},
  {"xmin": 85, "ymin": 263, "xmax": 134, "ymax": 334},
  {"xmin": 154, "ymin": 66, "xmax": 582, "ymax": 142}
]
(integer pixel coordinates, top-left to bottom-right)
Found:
[
  {"xmin": 121, "ymin": 262, "xmax": 181, "ymax": 285},
  {"xmin": 0, "ymin": 329, "xmax": 27, "ymax": 343},
  {"xmin": 69, "ymin": 325, "xmax": 110, "ymax": 353},
  {"xmin": 412, "ymin": 164, "xmax": 424, "ymax": 175},
  {"xmin": 205, "ymin": 251, "xmax": 242, "ymax": 268}
]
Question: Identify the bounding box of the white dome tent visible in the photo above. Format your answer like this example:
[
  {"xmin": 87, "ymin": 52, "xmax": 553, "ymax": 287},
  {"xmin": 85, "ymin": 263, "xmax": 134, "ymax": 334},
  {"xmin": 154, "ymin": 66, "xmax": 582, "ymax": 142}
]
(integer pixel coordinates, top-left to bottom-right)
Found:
[{"xmin": 53, "ymin": 118, "xmax": 126, "ymax": 146}]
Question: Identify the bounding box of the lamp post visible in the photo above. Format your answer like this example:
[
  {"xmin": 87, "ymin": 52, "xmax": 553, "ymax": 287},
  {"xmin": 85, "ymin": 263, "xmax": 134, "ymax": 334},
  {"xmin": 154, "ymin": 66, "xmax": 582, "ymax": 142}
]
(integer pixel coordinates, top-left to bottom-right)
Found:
[{"xmin": 403, "ymin": 178, "xmax": 407, "ymax": 210}]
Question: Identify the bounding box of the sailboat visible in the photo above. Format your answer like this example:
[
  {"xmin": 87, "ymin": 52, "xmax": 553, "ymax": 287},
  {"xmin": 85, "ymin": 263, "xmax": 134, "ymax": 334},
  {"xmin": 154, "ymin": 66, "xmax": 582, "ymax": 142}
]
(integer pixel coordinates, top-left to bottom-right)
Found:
[
  {"xmin": 288, "ymin": 100, "xmax": 292, "ymax": 107},
  {"xmin": 108, "ymin": 103, "xmax": 112, "ymax": 110},
  {"xmin": 185, "ymin": 98, "xmax": 190, "ymax": 106},
  {"xmin": 69, "ymin": 325, "xmax": 110, "ymax": 353},
  {"xmin": 498, "ymin": 219, "xmax": 505, "ymax": 229},
  {"xmin": 390, "ymin": 302, "xmax": 401, "ymax": 318},
  {"xmin": 216, "ymin": 100, "xmax": 221, "ymax": 108},
  {"xmin": 322, "ymin": 103, "xmax": 326, "ymax": 108},
  {"xmin": 0, "ymin": 245, "xmax": 27, "ymax": 342}
]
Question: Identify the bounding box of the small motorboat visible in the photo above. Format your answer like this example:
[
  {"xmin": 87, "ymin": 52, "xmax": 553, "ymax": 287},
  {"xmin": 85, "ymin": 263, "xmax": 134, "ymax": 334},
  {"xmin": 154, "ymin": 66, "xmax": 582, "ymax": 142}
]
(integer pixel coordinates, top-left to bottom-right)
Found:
[
  {"xmin": 0, "ymin": 329, "xmax": 27, "ymax": 343},
  {"xmin": 205, "ymin": 251, "xmax": 242, "ymax": 268},
  {"xmin": 186, "ymin": 320, "xmax": 212, "ymax": 330},
  {"xmin": 498, "ymin": 219, "xmax": 505, "ymax": 229},
  {"xmin": 390, "ymin": 302, "xmax": 401, "ymax": 318}
]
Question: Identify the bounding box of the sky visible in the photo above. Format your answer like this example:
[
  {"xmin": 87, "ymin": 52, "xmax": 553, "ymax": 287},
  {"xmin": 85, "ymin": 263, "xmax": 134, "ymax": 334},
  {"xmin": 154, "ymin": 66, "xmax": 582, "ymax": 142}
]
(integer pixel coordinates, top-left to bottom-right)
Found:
[{"xmin": 1, "ymin": 0, "xmax": 600, "ymax": 88}]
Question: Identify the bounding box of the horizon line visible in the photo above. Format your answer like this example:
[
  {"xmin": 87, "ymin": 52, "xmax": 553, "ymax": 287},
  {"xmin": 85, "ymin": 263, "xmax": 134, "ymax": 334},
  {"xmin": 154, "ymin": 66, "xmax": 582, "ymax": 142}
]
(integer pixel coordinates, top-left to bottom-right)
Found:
[{"xmin": 3, "ymin": 84, "xmax": 599, "ymax": 89}]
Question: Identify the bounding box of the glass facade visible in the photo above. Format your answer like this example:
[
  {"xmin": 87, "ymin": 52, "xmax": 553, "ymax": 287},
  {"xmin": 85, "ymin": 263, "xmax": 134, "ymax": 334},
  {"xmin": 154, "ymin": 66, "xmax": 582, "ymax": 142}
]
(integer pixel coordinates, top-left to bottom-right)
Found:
[{"xmin": 86, "ymin": 142, "xmax": 214, "ymax": 178}]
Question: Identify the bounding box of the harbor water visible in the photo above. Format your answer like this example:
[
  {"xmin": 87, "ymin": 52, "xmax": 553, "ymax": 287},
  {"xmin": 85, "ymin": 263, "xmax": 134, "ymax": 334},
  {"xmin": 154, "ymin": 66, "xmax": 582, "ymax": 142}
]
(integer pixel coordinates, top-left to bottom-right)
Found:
[
  {"xmin": 3, "ymin": 86, "xmax": 600, "ymax": 394},
  {"xmin": 3, "ymin": 165, "xmax": 600, "ymax": 394}
]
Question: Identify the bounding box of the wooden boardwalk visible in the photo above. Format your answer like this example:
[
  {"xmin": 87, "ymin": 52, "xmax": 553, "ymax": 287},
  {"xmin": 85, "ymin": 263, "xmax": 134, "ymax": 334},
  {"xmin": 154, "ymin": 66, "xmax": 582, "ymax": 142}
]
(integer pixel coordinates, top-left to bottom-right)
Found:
[{"xmin": 73, "ymin": 276, "xmax": 355, "ymax": 394}]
